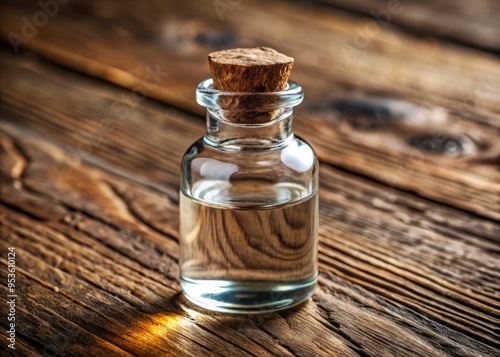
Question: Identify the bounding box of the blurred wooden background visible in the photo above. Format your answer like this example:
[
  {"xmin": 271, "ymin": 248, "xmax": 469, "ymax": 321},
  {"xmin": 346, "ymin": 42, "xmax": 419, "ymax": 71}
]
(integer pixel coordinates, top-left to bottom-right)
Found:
[{"xmin": 0, "ymin": 0, "xmax": 499, "ymax": 356}]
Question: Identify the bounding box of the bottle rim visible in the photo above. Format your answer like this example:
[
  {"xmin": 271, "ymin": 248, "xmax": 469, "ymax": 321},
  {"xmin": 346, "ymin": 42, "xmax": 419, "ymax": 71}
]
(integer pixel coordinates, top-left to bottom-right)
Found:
[{"xmin": 196, "ymin": 79, "xmax": 303, "ymax": 111}]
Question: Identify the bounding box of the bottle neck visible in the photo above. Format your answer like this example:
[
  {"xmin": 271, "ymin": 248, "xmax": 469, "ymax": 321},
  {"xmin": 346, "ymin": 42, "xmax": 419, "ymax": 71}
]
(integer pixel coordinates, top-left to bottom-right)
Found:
[{"xmin": 204, "ymin": 108, "xmax": 294, "ymax": 149}]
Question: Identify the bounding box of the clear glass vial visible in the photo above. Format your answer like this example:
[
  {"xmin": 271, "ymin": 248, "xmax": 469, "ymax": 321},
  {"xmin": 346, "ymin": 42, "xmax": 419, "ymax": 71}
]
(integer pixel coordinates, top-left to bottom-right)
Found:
[{"xmin": 180, "ymin": 79, "xmax": 318, "ymax": 313}]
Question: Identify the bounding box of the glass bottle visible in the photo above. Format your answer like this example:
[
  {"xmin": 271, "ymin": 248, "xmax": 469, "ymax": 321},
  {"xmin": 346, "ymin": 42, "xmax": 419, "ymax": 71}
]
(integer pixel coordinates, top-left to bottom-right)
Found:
[{"xmin": 179, "ymin": 79, "xmax": 318, "ymax": 313}]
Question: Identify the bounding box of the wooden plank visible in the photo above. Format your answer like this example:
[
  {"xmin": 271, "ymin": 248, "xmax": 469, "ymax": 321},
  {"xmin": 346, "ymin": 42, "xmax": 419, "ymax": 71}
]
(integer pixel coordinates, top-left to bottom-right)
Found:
[
  {"xmin": 1, "ymin": 51, "xmax": 498, "ymax": 224},
  {"xmin": 310, "ymin": 0, "xmax": 500, "ymax": 53},
  {"xmin": 1, "ymin": 119, "xmax": 498, "ymax": 355},
  {"xmin": 1, "ymin": 126, "xmax": 498, "ymax": 355},
  {"xmin": 1, "ymin": 0, "xmax": 499, "ymax": 219},
  {"xmin": 1, "ymin": 50, "xmax": 498, "ymax": 354},
  {"xmin": 0, "ymin": 288, "xmax": 133, "ymax": 356}
]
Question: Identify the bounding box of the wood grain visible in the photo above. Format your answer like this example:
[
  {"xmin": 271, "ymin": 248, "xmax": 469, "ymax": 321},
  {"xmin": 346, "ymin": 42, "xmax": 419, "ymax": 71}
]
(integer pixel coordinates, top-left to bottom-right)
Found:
[
  {"xmin": 1, "ymin": 0, "xmax": 499, "ymax": 219},
  {"xmin": 1, "ymin": 45, "xmax": 499, "ymax": 355},
  {"xmin": 310, "ymin": 0, "xmax": 500, "ymax": 53},
  {"xmin": 1, "ymin": 122, "xmax": 499, "ymax": 355}
]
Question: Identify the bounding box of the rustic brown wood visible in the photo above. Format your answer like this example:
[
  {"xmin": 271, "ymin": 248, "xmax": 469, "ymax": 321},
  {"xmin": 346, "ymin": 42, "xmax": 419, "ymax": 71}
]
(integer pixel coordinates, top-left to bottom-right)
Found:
[
  {"xmin": 1, "ymin": 118, "xmax": 499, "ymax": 356},
  {"xmin": 1, "ymin": 45, "xmax": 499, "ymax": 355},
  {"xmin": 1, "ymin": 0, "xmax": 498, "ymax": 219},
  {"xmin": 310, "ymin": 0, "xmax": 500, "ymax": 53}
]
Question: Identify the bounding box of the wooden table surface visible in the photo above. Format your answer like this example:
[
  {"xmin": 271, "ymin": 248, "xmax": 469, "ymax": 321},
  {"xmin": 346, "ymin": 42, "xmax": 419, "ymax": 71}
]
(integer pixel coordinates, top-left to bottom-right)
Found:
[{"xmin": 1, "ymin": 0, "xmax": 499, "ymax": 356}]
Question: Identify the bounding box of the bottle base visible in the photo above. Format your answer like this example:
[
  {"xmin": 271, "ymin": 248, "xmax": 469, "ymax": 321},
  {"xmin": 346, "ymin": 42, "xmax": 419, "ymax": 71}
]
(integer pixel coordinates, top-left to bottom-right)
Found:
[{"xmin": 180, "ymin": 276, "xmax": 317, "ymax": 314}]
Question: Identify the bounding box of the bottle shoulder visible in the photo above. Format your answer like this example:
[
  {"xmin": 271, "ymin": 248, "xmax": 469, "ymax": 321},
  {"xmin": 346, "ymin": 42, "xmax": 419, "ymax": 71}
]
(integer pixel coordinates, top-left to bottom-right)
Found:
[
  {"xmin": 182, "ymin": 135, "xmax": 317, "ymax": 163},
  {"xmin": 181, "ymin": 135, "xmax": 318, "ymax": 196}
]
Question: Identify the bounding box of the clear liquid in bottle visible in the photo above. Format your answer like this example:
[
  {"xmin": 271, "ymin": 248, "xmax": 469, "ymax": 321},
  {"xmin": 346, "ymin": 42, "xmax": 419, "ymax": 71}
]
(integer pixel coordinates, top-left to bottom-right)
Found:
[{"xmin": 180, "ymin": 179, "xmax": 318, "ymax": 313}]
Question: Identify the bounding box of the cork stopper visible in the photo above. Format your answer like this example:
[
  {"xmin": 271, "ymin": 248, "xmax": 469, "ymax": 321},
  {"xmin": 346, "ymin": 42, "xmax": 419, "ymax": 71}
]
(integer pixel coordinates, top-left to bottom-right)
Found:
[
  {"xmin": 208, "ymin": 47, "xmax": 294, "ymax": 123},
  {"xmin": 209, "ymin": 47, "xmax": 293, "ymax": 92}
]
